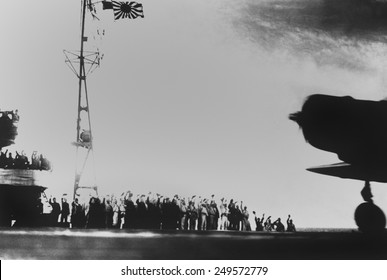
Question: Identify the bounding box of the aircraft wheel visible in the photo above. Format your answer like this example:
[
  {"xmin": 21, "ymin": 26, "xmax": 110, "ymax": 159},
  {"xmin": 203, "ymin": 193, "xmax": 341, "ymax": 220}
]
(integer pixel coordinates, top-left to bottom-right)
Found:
[{"xmin": 355, "ymin": 202, "xmax": 386, "ymax": 234}]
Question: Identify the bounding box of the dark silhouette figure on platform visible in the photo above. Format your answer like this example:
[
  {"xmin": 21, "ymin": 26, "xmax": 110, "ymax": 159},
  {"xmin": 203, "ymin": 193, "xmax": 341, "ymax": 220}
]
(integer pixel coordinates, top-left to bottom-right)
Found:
[
  {"xmin": 71, "ymin": 198, "xmax": 85, "ymax": 228},
  {"xmin": 104, "ymin": 198, "xmax": 114, "ymax": 228},
  {"xmin": 86, "ymin": 197, "xmax": 103, "ymax": 228},
  {"xmin": 14, "ymin": 151, "xmax": 29, "ymax": 169},
  {"xmin": 188, "ymin": 200, "xmax": 198, "ymax": 230},
  {"xmin": 253, "ymin": 212, "xmax": 264, "ymax": 231},
  {"xmin": 123, "ymin": 191, "xmax": 136, "ymax": 229},
  {"xmin": 49, "ymin": 197, "xmax": 61, "ymax": 226},
  {"xmin": 241, "ymin": 205, "xmax": 251, "ymax": 231},
  {"xmin": 0, "ymin": 110, "xmax": 18, "ymax": 148},
  {"xmin": 228, "ymin": 199, "xmax": 238, "ymax": 230},
  {"xmin": 286, "ymin": 215, "xmax": 296, "ymax": 232},
  {"xmin": 136, "ymin": 195, "xmax": 148, "ymax": 229},
  {"xmin": 0, "ymin": 148, "xmax": 8, "ymax": 168},
  {"xmin": 0, "ymin": 148, "xmax": 51, "ymax": 170},
  {"xmin": 61, "ymin": 197, "xmax": 70, "ymax": 226},
  {"xmin": 147, "ymin": 194, "xmax": 162, "ymax": 230},
  {"xmin": 264, "ymin": 216, "xmax": 273, "ymax": 231},
  {"xmin": 273, "ymin": 218, "xmax": 285, "ymax": 232},
  {"xmin": 5, "ymin": 152, "xmax": 14, "ymax": 169}
]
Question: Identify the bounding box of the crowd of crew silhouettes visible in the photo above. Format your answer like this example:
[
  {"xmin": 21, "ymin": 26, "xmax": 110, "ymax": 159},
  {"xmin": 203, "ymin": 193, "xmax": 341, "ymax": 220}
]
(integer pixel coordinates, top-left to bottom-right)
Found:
[
  {"xmin": 0, "ymin": 110, "xmax": 19, "ymax": 146},
  {"xmin": 0, "ymin": 149, "xmax": 51, "ymax": 170},
  {"xmin": 46, "ymin": 191, "xmax": 296, "ymax": 232}
]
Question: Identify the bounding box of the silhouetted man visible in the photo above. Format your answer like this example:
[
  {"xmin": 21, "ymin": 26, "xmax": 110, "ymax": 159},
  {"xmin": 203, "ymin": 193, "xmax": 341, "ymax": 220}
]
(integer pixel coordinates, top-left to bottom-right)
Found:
[
  {"xmin": 286, "ymin": 215, "xmax": 296, "ymax": 232},
  {"xmin": 253, "ymin": 212, "xmax": 264, "ymax": 231},
  {"xmin": 104, "ymin": 198, "xmax": 114, "ymax": 228},
  {"xmin": 273, "ymin": 218, "xmax": 285, "ymax": 232},
  {"xmin": 5, "ymin": 152, "xmax": 14, "ymax": 169},
  {"xmin": 0, "ymin": 148, "xmax": 7, "ymax": 168},
  {"xmin": 49, "ymin": 197, "xmax": 61, "ymax": 226},
  {"xmin": 71, "ymin": 198, "xmax": 83, "ymax": 228},
  {"xmin": 61, "ymin": 198, "xmax": 70, "ymax": 225},
  {"xmin": 124, "ymin": 191, "xmax": 136, "ymax": 229}
]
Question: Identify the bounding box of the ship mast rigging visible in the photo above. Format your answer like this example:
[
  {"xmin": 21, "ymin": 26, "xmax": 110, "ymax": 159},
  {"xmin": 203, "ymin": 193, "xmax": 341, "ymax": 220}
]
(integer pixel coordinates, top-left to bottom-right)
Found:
[
  {"xmin": 64, "ymin": 0, "xmax": 144, "ymax": 200},
  {"xmin": 64, "ymin": 0, "xmax": 100, "ymax": 200}
]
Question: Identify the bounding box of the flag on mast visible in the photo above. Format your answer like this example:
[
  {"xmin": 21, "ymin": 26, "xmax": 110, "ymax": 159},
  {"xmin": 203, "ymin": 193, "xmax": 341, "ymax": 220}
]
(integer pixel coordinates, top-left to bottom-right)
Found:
[
  {"xmin": 102, "ymin": 1, "xmax": 113, "ymax": 9},
  {"xmin": 102, "ymin": 1, "xmax": 144, "ymax": 20}
]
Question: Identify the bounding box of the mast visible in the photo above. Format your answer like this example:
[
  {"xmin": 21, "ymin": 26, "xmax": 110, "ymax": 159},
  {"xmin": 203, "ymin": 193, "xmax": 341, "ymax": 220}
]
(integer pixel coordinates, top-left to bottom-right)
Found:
[
  {"xmin": 64, "ymin": 1, "xmax": 143, "ymax": 200},
  {"xmin": 64, "ymin": 0, "xmax": 100, "ymax": 201},
  {"xmin": 77, "ymin": 0, "xmax": 87, "ymax": 143}
]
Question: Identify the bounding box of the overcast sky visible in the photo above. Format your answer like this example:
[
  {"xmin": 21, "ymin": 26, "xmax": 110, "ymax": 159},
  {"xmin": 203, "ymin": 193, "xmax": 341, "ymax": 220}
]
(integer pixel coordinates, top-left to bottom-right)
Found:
[{"xmin": 2, "ymin": 0, "xmax": 387, "ymax": 228}]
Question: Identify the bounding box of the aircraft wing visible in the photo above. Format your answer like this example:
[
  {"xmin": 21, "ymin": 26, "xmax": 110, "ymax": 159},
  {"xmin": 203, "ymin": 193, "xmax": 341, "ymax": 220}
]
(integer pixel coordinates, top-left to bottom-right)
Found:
[{"xmin": 307, "ymin": 162, "xmax": 387, "ymax": 183}]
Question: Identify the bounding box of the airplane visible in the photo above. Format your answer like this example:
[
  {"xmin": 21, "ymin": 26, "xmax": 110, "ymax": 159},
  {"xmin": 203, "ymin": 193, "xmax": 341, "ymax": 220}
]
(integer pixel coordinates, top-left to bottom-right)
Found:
[{"xmin": 289, "ymin": 94, "xmax": 387, "ymax": 233}]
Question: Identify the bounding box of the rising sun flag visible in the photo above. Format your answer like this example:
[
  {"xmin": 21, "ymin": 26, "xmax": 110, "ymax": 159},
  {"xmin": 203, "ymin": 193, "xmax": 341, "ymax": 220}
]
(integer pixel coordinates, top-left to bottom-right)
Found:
[{"xmin": 102, "ymin": 1, "xmax": 144, "ymax": 20}]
